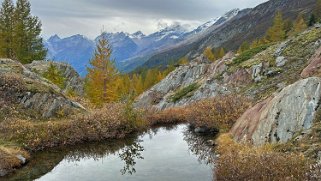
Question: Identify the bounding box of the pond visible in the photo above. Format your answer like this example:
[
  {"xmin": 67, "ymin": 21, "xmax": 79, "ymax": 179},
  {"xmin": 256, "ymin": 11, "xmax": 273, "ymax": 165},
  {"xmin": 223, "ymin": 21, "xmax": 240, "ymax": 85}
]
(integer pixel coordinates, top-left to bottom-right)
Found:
[{"xmin": 3, "ymin": 124, "xmax": 215, "ymax": 181}]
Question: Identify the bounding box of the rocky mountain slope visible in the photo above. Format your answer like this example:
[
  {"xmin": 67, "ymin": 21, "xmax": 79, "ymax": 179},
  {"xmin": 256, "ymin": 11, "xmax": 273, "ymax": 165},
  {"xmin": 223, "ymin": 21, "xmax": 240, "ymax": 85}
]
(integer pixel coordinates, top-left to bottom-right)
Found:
[
  {"xmin": 135, "ymin": 25, "xmax": 321, "ymax": 144},
  {"xmin": 0, "ymin": 59, "xmax": 85, "ymax": 119},
  {"xmin": 142, "ymin": 0, "xmax": 316, "ymax": 70}
]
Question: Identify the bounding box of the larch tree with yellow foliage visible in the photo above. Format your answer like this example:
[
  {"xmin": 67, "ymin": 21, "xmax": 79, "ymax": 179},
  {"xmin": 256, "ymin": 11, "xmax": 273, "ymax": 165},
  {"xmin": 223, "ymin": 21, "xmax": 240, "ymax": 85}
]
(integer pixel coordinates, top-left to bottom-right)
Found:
[
  {"xmin": 203, "ymin": 47, "xmax": 216, "ymax": 62},
  {"xmin": 85, "ymin": 37, "xmax": 118, "ymax": 106},
  {"xmin": 266, "ymin": 11, "xmax": 286, "ymax": 42},
  {"xmin": 292, "ymin": 14, "xmax": 307, "ymax": 34},
  {"xmin": 218, "ymin": 48, "xmax": 225, "ymax": 59}
]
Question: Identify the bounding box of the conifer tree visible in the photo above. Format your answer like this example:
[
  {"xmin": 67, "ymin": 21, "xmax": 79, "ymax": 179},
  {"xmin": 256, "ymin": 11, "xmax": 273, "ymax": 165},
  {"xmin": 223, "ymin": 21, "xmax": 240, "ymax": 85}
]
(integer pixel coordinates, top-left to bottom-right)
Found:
[
  {"xmin": 85, "ymin": 37, "xmax": 118, "ymax": 105},
  {"xmin": 0, "ymin": 0, "xmax": 14, "ymax": 58},
  {"xmin": 315, "ymin": 0, "xmax": 321, "ymax": 22},
  {"xmin": 13, "ymin": 0, "xmax": 46, "ymax": 64},
  {"xmin": 237, "ymin": 41, "xmax": 250, "ymax": 54},
  {"xmin": 203, "ymin": 47, "xmax": 216, "ymax": 62},
  {"xmin": 292, "ymin": 14, "xmax": 307, "ymax": 34},
  {"xmin": 132, "ymin": 74, "xmax": 144, "ymax": 96},
  {"xmin": 309, "ymin": 14, "xmax": 316, "ymax": 27},
  {"xmin": 266, "ymin": 11, "xmax": 286, "ymax": 42},
  {"xmin": 43, "ymin": 63, "xmax": 66, "ymax": 89},
  {"xmin": 218, "ymin": 48, "xmax": 225, "ymax": 59}
]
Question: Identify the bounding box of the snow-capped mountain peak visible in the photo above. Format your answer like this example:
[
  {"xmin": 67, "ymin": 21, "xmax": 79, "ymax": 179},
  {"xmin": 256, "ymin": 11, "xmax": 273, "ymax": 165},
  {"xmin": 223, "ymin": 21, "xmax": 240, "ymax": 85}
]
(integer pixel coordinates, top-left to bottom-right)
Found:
[{"xmin": 129, "ymin": 31, "xmax": 146, "ymax": 39}]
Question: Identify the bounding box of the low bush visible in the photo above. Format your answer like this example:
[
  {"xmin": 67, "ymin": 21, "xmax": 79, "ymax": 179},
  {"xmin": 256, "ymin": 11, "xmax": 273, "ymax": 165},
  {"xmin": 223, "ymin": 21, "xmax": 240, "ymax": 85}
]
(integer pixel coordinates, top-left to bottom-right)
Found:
[
  {"xmin": 170, "ymin": 83, "xmax": 200, "ymax": 103},
  {"xmin": 186, "ymin": 95, "xmax": 251, "ymax": 131},
  {"xmin": 147, "ymin": 95, "xmax": 251, "ymax": 132},
  {"xmin": 215, "ymin": 134, "xmax": 310, "ymax": 181},
  {"xmin": 146, "ymin": 108, "xmax": 188, "ymax": 125},
  {"xmin": 233, "ymin": 45, "xmax": 270, "ymax": 65},
  {"xmin": 0, "ymin": 104, "xmax": 146, "ymax": 151},
  {"xmin": 0, "ymin": 146, "xmax": 30, "ymax": 175}
]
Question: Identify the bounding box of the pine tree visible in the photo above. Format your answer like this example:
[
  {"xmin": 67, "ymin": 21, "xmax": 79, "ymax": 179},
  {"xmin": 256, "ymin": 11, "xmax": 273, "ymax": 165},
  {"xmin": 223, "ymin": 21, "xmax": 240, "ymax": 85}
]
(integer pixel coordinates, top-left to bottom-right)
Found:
[
  {"xmin": 85, "ymin": 37, "xmax": 118, "ymax": 105},
  {"xmin": 13, "ymin": 0, "xmax": 46, "ymax": 64},
  {"xmin": 0, "ymin": 0, "xmax": 14, "ymax": 58},
  {"xmin": 203, "ymin": 47, "xmax": 216, "ymax": 62},
  {"xmin": 315, "ymin": 0, "xmax": 321, "ymax": 22},
  {"xmin": 43, "ymin": 63, "xmax": 66, "ymax": 89},
  {"xmin": 266, "ymin": 11, "xmax": 286, "ymax": 42},
  {"xmin": 292, "ymin": 14, "xmax": 307, "ymax": 34},
  {"xmin": 309, "ymin": 14, "xmax": 317, "ymax": 27},
  {"xmin": 237, "ymin": 41, "xmax": 250, "ymax": 54}
]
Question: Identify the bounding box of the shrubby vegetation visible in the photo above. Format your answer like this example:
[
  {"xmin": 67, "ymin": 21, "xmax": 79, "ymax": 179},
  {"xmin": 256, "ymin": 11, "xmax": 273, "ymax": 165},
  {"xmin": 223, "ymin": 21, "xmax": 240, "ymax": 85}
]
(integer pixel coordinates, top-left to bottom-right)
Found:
[
  {"xmin": 0, "ymin": 104, "xmax": 146, "ymax": 151},
  {"xmin": 233, "ymin": 44, "xmax": 270, "ymax": 65},
  {"xmin": 170, "ymin": 83, "xmax": 200, "ymax": 103},
  {"xmin": 215, "ymin": 134, "xmax": 310, "ymax": 181},
  {"xmin": 149, "ymin": 95, "xmax": 251, "ymax": 131}
]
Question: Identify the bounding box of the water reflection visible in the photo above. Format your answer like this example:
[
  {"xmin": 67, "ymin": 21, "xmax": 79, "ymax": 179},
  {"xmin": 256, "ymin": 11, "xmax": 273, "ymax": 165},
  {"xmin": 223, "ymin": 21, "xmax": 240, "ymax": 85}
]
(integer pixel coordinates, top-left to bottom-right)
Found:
[
  {"xmin": 119, "ymin": 140, "xmax": 144, "ymax": 175},
  {"xmin": 183, "ymin": 127, "xmax": 216, "ymax": 164},
  {"xmin": 2, "ymin": 124, "xmax": 215, "ymax": 181}
]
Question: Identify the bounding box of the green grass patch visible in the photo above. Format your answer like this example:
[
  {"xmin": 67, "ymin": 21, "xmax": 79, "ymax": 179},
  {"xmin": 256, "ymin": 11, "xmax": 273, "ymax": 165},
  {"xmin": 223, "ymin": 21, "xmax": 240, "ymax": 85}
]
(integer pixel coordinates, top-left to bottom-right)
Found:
[
  {"xmin": 170, "ymin": 83, "xmax": 200, "ymax": 103},
  {"xmin": 233, "ymin": 44, "xmax": 271, "ymax": 65}
]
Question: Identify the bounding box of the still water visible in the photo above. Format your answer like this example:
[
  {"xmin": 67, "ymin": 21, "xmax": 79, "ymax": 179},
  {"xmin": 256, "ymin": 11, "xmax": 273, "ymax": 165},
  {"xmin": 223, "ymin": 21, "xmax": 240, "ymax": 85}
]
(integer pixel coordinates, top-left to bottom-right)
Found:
[{"xmin": 4, "ymin": 125, "xmax": 215, "ymax": 181}]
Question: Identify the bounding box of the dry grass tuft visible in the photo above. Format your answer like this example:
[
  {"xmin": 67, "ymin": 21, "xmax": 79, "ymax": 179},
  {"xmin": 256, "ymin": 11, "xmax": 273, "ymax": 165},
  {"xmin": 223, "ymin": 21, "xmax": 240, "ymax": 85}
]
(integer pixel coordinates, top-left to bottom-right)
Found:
[{"xmin": 215, "ymin": 134, "xmax": 310, "ymax": 181}]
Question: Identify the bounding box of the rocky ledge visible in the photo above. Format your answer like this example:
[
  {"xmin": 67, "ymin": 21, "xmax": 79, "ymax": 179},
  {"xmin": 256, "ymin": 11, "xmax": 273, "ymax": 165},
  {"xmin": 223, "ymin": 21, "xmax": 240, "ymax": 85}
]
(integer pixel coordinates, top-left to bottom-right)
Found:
[{"xmin": 0, "ymin": 59, "xmax": 85, "ymax": 119}]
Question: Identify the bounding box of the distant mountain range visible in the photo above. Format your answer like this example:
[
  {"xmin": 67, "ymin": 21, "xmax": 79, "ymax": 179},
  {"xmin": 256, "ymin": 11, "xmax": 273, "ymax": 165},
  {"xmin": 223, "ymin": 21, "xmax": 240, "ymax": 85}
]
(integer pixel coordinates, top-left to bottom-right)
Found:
[
  {"xmin": 45, "ymin": 9, "xmax": 239, "ymax": 76},
  {"xmin": 142, "ymin": 0, "xmax": 316, "ymax": 69}
]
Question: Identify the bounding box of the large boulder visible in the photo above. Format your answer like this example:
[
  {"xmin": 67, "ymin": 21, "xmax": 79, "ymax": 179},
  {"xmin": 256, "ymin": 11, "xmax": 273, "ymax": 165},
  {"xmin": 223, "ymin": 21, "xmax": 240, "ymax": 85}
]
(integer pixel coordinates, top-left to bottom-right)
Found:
[
  {"xmin": 26, "ymin": 61, "xmax": 84, "ymax": 96},
  {"xmin": 231, "ymin": 77, "xmax": 321, "ymax": 145},
  {"xmin": 301, "ymin": 46, "xmax": 321, "ymax": 78},
  {"xmin": 0, "ymin": 59, "xmax": 85, "ymax": 119}
]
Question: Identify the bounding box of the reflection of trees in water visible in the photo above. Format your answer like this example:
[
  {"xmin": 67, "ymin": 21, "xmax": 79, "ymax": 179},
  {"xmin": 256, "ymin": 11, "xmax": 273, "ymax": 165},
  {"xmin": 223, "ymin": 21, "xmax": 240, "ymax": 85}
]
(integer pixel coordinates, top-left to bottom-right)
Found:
[
  {"xmin": 118, "ymin": 140, "xmax": 144, "ymax": 175},
  {"xmin": 63, "ymin": 136, "xmax": 145, "ymax": 175},
  {"xmin": 183, "ymin": 128, "xmax": 216, "ymax": 164},
  {"xmin": 5, "ymin": 135, "xmax": 145, "ymax": 180}
]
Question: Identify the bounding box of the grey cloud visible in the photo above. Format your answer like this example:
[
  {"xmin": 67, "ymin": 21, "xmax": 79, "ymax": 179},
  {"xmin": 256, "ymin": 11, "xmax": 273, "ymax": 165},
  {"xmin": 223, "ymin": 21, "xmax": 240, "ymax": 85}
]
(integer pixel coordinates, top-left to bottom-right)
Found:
[{"xmin": 22, "ymin": 0, "xmax": 268, "ymax": 38}]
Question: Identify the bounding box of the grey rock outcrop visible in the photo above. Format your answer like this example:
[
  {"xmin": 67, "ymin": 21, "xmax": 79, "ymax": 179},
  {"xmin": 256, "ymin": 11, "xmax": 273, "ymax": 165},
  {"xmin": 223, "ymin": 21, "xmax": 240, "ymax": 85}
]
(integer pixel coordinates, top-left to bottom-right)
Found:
[
  {"xmin": 0, "ymin": 59, "xmax": 85, "ymax": 119},
  {"xmin": 26, "ymin": 61, "xmax": 84, "ymax": 96},
  {"xmin": 135, "ymin": 56, "xmax": 229, "ymax": 110},
  {"xmin": 275, "ymin": 56, "xmax": 287, "ymax": 67},
  {"xmin": 231, "ymin": 77, "xmax": 321, "ymax": 145}
]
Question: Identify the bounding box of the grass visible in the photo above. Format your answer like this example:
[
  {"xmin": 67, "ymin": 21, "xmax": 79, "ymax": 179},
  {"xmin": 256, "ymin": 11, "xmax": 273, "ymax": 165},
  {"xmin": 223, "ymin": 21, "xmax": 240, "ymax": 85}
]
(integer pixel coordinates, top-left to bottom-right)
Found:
[
  {"xmin": 233, "ymin": 44, "xmax": 271, "ymax": 65},
  {"xmin": 0, "ymin": 103, "xmax": 147, "ymax": 151},
  {"xmin": 149, "ymin": 95, "xmax": 252, "ymax": 131},
  {"xmin": 170, "ymin": 83, "xmax": 200, "ymax": 103},
  {"xmin": 215, "ymin": 134, "xmax": 310, "ymax": 181}
]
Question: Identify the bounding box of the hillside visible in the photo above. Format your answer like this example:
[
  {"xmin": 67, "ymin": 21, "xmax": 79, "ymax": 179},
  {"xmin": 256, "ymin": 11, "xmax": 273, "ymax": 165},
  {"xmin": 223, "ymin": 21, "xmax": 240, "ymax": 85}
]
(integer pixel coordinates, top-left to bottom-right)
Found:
[{"xmin": 141, "ymin": 0, "xmax": 316, "ymax": 69}]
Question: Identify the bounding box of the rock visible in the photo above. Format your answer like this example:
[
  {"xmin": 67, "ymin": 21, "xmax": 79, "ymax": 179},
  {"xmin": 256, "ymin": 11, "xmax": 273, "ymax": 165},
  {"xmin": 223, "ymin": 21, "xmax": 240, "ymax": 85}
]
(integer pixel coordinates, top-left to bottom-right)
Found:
[
  {"xmin": 265, "ymin": 67, "xmax": 282, "ymax": 77},
  {"xmin": 301, "ymin": 46, "xmax": 321, "ymax": 78},
  {"xmin": 225, "ymin": 68, "xmax": 252, "ymax": 86},
  {"xmin": 0, "ymin": 169, "xmax": 8, "ymax": 177},
  {"xmin": 0, "ymin": 59, "xmax": 86, "ymax": 119},
  {"xmin": 16, "ymin": 154, "xmax": 27, "ymax": 164},
  {"xmin": 135, "ymin": 56, "xmax": 228, "ymax": 110},
  {"xmin": 231, "ymin": 77, "xmax": 321, "ymax": 145},
  {"xmin": 275, "ymin": 56, "xmax": 287, "ymax": 67},
  {"xmin": 274, "ymin": 41, "xmax": 288, "ymax": 57},
  {"xmin": 26, "ymin": 61, "xmax": 84, "ymax": 96},
  {"xmin": 252, "ymin": 63, "xmax": 263, "ymax": 82},
  {"xmin": 195, "ymin": 127, "xmax": 208, "ymax": 134}
]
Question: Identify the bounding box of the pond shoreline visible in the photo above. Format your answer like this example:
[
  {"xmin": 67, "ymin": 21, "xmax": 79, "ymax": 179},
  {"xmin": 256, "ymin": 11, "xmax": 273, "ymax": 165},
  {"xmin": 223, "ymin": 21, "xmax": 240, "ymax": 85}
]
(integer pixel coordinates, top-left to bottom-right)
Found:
[{"xmin": 2, "ymin": 124, "xmax": 216, "ymax": 181}]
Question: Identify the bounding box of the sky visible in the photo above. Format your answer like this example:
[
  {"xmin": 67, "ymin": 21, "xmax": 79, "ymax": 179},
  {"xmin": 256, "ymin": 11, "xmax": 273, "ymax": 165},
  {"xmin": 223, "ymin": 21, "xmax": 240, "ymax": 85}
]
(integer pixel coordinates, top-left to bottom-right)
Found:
[{"xmin": 19, "ymin": 0, "xmax": 268, "ymax": 39}]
